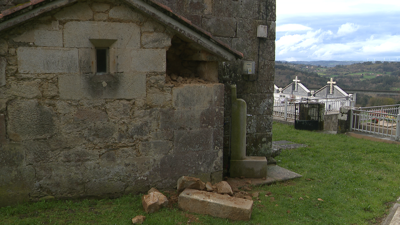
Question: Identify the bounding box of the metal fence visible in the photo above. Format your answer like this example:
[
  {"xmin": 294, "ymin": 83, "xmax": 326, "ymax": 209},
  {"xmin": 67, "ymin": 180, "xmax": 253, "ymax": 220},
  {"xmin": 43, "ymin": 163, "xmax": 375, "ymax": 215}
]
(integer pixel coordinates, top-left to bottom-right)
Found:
[
  {"xmin": 273, "ymin": 98, "xmax": 298, "ymax": 121},
  {"xmin": 350, "ymin": 104, "xmax": 400, "ymax": 139},
  {"xmin": 273, "ymin": 96, "xmax": 353, "ymax": 121}
]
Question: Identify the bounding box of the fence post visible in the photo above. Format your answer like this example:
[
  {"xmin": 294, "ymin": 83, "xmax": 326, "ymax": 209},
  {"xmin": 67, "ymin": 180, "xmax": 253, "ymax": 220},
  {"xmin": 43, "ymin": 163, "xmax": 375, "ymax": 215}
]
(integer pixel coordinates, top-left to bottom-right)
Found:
[
  {"xmin": 396, "ymin": 113, "xmax": 400, "ymax": 141},
  {"xmin": 349, "ymin": 109, "xmax": 353, "ymax": 131},
  {"xmin": 284, "ymin": 97, "xmax": 288, "ymax": 121}
]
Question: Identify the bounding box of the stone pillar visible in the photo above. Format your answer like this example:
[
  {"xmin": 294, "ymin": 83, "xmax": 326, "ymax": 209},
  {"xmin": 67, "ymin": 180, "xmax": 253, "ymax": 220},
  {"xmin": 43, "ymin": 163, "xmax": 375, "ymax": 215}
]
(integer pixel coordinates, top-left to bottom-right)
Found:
[
  {"xmin": 230, "ymin": 84, "xmax": 246, "ymax": 160},
  {"xmin": 337, "ymin": 106, "xmax": 352, "ymax": 133}
]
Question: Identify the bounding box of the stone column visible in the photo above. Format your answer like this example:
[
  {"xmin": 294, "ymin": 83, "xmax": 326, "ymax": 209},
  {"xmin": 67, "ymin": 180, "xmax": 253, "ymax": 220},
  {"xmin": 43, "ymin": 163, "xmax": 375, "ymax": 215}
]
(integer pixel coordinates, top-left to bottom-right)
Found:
[{"xmin": 230, "ymin": 84, "xmax": 247, "ymax": 160}]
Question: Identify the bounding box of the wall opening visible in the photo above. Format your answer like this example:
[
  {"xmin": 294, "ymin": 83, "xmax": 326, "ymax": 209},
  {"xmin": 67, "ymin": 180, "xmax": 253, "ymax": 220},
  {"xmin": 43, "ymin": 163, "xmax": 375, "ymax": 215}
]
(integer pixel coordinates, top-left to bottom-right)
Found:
[
  {"xmin": 96, "ymin": 48, "xmax": 108, "ymax": 74},
  {"xmin": 166, "ymin": 36, "xmax": 219, "ymax": 85}
]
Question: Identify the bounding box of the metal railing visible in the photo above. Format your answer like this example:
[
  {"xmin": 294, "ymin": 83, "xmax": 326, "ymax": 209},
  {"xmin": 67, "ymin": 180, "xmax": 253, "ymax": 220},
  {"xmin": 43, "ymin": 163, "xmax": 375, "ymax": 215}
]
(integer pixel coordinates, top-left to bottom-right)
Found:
[
  {"xmin": 273, "ymin": 98, "xmax": 298, "ymax": 121},
  {"xmin": 350, "ymin": 104, "xmax": 400, "ymax": 140},
  {"xmin": 273, "ymin": 96, "xmax": 353, "ymax": 120}
]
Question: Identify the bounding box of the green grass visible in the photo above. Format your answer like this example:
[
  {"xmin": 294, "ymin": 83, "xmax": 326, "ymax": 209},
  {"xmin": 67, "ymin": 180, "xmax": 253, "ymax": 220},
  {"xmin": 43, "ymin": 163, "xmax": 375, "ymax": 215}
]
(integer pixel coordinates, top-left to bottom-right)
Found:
[{"xmin": 1, "ymin": 122, "xmax": 400, "ymax": 224}]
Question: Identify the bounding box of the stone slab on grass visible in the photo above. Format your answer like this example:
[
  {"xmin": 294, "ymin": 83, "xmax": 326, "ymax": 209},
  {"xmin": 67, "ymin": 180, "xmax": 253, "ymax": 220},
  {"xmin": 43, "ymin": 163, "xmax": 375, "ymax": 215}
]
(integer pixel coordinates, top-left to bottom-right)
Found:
[
  {"xmin": 227, "ymin": 165, "xmax": 302, "ymax": 189},
  {"xmin": 178, "ymin": 189, "xmax": 253, "ymax": 221}
]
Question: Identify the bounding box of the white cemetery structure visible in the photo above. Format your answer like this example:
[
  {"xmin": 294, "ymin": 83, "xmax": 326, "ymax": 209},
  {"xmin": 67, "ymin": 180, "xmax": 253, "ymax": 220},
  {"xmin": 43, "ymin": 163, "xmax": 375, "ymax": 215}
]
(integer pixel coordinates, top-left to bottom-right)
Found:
[{"xmin": 274, "ymin": 77, "xmax": 355, "ymax": 120}]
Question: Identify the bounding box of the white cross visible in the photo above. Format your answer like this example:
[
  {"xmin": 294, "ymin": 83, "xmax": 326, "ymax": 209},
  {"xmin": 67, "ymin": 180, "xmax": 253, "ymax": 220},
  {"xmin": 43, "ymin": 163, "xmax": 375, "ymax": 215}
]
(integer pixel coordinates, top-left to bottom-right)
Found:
[
  {"xmin": 278, "ymin": 88, "xmax": 283, "ymax": 93},
  {"xmin": 327, "ymin": 78, "xmax": 336, "ymax": 94},
  {"xmin": 293, "ymin": 76, "xmax": 300, "ymax": 91}
]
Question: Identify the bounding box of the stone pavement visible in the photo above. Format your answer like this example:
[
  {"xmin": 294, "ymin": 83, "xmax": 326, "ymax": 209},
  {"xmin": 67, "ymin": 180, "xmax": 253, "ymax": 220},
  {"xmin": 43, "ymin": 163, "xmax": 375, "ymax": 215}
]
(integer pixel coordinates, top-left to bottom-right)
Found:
[
  {"xmin": 382, "ymin": 203, "xmax": 400, "ymax": 225},
  {"xmin": 227, "ymin": 165, "xmax": 302, "ymax": 189}
]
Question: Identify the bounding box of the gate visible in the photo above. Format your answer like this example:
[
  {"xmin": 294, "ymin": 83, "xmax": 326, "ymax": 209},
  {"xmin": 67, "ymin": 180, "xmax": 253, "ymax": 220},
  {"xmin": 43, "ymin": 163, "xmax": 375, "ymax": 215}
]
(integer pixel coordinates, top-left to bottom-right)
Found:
[{"xmin": 295, "ymin": 103, "xmax": 324, "ymax": 131}]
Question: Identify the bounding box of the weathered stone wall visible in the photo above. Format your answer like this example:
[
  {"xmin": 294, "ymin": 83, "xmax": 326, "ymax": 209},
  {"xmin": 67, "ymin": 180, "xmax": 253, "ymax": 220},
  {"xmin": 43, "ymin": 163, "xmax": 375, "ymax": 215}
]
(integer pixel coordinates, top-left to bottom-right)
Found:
[
  {"xmin": 0, "ymin": 0, "xmax": 224, "ymax": 206},
  {"xmin": 324, "ymin": 113, "xmax": 338, "ymax": 132},
  {"xmin": 154, "ymin": 0, "xmax": 276, "ymax": 173}
]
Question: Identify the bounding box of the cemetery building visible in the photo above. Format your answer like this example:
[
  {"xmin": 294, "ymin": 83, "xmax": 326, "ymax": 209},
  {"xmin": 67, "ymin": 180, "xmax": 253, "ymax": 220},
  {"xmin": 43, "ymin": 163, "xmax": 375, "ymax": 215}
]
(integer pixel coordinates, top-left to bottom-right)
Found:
[
  {"xmin": 314, "ymin": 78, "xmax": 351, "ymax": 99},
  {"xmin": 0, "ymin": 0, "xmax": 276, "ymax": 206},
  {"xmin": 280, "ymin": 76, "xmax": 311, "ymax": 100}
]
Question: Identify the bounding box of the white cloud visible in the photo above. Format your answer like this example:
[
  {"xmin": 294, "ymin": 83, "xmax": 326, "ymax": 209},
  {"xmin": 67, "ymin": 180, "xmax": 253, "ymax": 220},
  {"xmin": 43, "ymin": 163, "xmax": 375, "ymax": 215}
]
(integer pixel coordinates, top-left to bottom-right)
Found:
[
  {"xmin": 337, "ymin": 23, "xmax": 360, "ymax": 36},
  {"xmin": 276, "ymin": 24, "xmax": 312, "ymax": 32},
  {"xmin": 362, "ymin": 35, "xmax": 400, "ymax": 54},
  {"xmin": 277, "ymin": 0, "xmax": 400, "ymax": 18},
  {"xmin": 276, "ymin": 30, "xmax": 400, "ymax": 61},
  {"xmin": 276, "ymin": 29, "xmax": 334, "ymax": 56},
  {"xmin": 285, "ymin": 57, "xmax": 298, "ymax": 61}
]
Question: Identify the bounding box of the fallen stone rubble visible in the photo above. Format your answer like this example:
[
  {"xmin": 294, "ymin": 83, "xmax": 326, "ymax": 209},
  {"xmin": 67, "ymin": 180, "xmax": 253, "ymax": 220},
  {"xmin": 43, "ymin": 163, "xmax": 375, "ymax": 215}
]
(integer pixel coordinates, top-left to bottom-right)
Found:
[
  {"xmin": 138, "ymin": 176, "xmax": 255, "ymax": 222},
  {"xmin": 141, "ymin": 188, "xmax": 169, "ymax": 214},
  {"xmin": 131, "ymin": 215, "xmax": 146, "ymax": 224}
]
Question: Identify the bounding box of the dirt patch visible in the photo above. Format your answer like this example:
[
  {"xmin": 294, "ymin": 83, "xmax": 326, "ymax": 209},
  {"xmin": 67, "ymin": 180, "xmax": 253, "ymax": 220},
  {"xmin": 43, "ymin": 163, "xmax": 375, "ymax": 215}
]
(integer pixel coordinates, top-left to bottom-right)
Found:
[
  {"xmin": 184, "ymin": 213, "xmax": 200, "ymax": 224},
  {"xmin": 164, "ymin": 190, "xmax": 179, "ymax": 208}
]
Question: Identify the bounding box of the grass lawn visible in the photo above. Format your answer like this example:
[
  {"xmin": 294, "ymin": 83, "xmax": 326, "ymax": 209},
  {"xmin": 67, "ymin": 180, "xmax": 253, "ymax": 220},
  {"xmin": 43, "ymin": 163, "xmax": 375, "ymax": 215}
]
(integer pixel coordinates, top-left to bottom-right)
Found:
[{"xmin": 1, "ymin": 122, "xmax": 400, "ymax": 224}]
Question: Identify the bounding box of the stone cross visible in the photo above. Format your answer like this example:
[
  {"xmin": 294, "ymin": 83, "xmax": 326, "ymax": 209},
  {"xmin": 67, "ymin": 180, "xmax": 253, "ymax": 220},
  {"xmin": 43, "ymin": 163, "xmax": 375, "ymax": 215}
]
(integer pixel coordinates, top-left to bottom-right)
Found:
[
  {"xmin": 293, "ymin": 76, "xmax": 300, "ymax": 91},
  {"xmin": 327, "ymin": 78, "xmax": 336, "ymax": 94},
  {"xmin": 278, "ymin": 88, "xmax": 283, "ymax": 93}
]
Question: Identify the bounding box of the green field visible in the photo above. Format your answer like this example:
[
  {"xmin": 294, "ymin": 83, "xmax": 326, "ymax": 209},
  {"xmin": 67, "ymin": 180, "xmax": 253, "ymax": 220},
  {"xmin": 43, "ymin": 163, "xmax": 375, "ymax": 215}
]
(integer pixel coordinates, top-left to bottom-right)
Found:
[{"xmin": 1, "ymin": 122, "xmax": 400, "ymax": 224}]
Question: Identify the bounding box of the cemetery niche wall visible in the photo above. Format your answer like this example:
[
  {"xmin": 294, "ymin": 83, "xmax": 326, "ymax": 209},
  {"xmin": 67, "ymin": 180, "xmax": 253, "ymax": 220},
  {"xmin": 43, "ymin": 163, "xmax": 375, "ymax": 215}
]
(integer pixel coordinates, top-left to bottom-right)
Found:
[{"xmin": 0, "ymin": 0, "xmax": 276, "ymax": 206}]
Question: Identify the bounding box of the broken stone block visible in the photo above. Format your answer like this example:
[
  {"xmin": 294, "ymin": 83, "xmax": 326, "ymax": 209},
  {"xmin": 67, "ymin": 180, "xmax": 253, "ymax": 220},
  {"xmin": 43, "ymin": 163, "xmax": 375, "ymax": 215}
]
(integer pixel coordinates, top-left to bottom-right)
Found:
[
  {"xmin": 148, "ymin": 188, "xmax": 168, "ymax": 207},
  {"xmin": 178, "ymin": 189, "xmax": 253, "ymax": 221},
  {"xmin": 177, "ymin": 176, "xmax": 205, "ymax": 192},
  {"xmin": 215, "ymin": 181, "xmax": 233, "ymax": 195},
  {"xmin": 131, "ymin": 215, "xmax": 146, "ymax": 224},
  {"xmin": 141, "ymin": 189, "xmax": 169, "ymax": 213},
  {"xmin": 205, "ymin": 182, "xmax": 213, "ymax": 192}
]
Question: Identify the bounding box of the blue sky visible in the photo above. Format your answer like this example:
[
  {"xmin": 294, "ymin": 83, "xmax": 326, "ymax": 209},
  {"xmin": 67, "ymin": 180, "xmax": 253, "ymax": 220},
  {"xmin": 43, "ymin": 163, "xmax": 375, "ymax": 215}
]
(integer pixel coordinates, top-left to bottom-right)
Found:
[{"xmin": 276, "ymin": 0, "xmax": 400, "ymax": 61}]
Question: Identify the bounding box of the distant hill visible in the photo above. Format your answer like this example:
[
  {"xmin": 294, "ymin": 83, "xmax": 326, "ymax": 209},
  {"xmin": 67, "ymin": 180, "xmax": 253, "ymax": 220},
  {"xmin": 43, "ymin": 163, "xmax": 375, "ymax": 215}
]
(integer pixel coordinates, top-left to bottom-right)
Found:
[
  {"xmin": 275, "ymin": 61, "xmax": 400, "ymax": 91},
  {"xmin": 275, "ymin": 61, "xmax": 400, "ymax": 106},
  {"xmin": 277, "ymin": 61, "xmax": 365, "ymax": 67}
]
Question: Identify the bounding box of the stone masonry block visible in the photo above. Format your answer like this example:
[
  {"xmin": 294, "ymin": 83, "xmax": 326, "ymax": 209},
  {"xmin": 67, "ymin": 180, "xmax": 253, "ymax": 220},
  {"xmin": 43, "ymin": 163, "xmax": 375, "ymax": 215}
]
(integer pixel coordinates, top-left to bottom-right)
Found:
[
  {"xmin": 202, "ymin": 17, "xmax": 236, "ymax": 37},
  {"xmin": 59, "ymin": 73, "xmax": 146, "ymax": 100},
  {"xmin": 0, "ymin": 114, "xmax": 6, "ymax": 144},
  {"xmin": 159, "ymin": 150, "xmax": 218, "ymax": 185},
  {"xmin": 91, "ymin": 3, "xmax": 110, "ymax": 12},
  {"xmin": 109, "ymin": 6, "xmax": 146, "ymax": 23},
  {"xmin": 247, "ymin": 114, "xmax": 272, "ymax": 134},
  {"xmin": 78, "ymin": 48, "xmax": 94, "ymax": 74},
  {"xmin": 0, "ymin": 57, "xmax": 5, "ymax": 86},
  {"xmin": 8, "ymin": 100, "xmax": 56, "ymax": 141},
  {"xmin": 17, "ymin": 47, "xmax": 79, "ymax": 74},
  {"xmin": 141, "ymin": 32, "xmax": 171, "ymax": 49},
  {"xmin": 173, "ymin": 84, "xmax": 217, "ymax": 109},
  {"xmin": 0, "ymin": 39, "xmax": 7, "ymax": 56},
  {"xmin": 54, "ymin": 2, "xmax": 93, "ymax": 21},
  {"xmin": 8, "ymin": 80, "xmax": 42, "ymax": 98},
  {"xmin": 241, "ymin": 93, "xmax": 273, "ymax": 116},
  {"xmin": 184, "ymin": 0, "xmax": 213, "ymax": 15},
  {"xmin": 239, "ymin": 0, "xmax": 260, "ymax": 20},
  {"xmin": 140, "ymin": 141, "xmax": 172, "ymax": 157},
  {"xmin": 130, "ymin": 49, "xmax": 166, "ymax": 72},
  {"xmin": 212, "ymin": 0, "xmax": 240, "ymax": 18},
  {"xmin": 236, "ymin": 18, "xmax": 256, "ymax": 40},
  {"xmin": 174, "ymin": 129, "xmax": 213, "ymax": 153},
  {"xmin": 178, "ymin": 189, "xmax": 253, "ymax": 221},
  {"xmin": 34, "ymin": 30, "xmax": 63, "ymax": 47},
  {"xmin": 58, "ymin": 74, "xmax": 90, "ymax": 100},
  {"xmin": 94, "ymin": 13, "xmax": 109, "ymax": 21},
  {"xmin": 246, "ymin": 133, "xmax": 272, "ymax": 157},
  {"xmin": 64, "ymin": 21, "xmax": 140, "ymax": 48},
  {"xmin": 160, "ymin": 108, "xmax": 201, "ymax": 130}
]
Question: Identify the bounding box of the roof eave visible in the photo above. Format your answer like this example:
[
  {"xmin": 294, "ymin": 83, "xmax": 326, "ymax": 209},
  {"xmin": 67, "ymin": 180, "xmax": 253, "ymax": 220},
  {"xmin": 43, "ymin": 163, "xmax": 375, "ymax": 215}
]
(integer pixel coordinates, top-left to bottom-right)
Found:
[
  {"xmin": 126, "ymin": 0, "xmax": 243, "ymax": 61},
  {"xmin": 0, "ymin": 0, "xmax": 77, "ymax": 32}
]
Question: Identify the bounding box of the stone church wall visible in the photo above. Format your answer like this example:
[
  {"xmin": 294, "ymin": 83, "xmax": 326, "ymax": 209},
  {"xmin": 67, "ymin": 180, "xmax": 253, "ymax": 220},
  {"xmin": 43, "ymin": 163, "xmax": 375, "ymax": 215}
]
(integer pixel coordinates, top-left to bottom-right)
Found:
[
  {"xmin": 155, "ymin": 0, "xmax": 276, "ymax": 171},
  {"xmin": 0, "ymin": 0, "xmax": 224, "ymax": 206}
]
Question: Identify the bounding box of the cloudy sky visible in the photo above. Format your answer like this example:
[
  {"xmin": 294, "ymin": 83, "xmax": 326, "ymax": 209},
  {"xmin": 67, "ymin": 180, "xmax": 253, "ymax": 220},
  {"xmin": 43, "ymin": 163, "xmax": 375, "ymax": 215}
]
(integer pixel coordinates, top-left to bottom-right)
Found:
[{"xmin": 276, "ymin": 0, "xmax": 400, "ymax": 61}]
